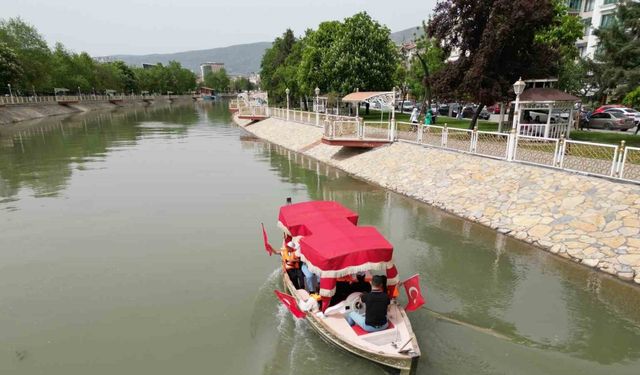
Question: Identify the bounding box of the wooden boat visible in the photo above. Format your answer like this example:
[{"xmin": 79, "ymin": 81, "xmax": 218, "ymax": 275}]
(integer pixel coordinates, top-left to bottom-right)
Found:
[{"xmin": 272, "ymin": 201, "xmax": 421, "ymax": 374}]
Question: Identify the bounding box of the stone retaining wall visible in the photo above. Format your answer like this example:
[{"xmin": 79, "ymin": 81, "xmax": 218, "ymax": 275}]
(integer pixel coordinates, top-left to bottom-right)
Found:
[
  {"xmin": 0, "ymin": 97, "xmax": 192, "ymax": 126},
  {"xmin": 235, "ymin": 115, "xmax": 640, "ymax": 285}
]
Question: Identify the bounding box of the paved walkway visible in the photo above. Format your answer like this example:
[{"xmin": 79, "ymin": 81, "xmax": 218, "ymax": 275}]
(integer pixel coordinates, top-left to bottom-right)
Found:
[{"xmin": 236, "ymin": 116, "xmax": 640, "ymax": 285}]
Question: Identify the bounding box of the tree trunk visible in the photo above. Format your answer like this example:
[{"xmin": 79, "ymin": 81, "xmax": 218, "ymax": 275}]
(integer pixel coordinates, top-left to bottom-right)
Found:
[
  {"xmin": 302, "ymin": 96, "xmax": 309, "ymax": 111},
  {"xmin": 415, "ymin": 52, "xmax": 432, "ymax": 118},
  {"xmin": 365, "ymin": 102, "xmax": 370, "ymax": 115},
  {"xmin": 469, "ymin": 104, "xmax": 485, "ymax": 130}
]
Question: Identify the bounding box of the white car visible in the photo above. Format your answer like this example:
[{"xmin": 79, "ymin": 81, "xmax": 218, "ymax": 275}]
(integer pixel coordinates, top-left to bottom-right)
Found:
[{"xmin": 604, "ymin": 108, "xmax": 640, "ymax": 126}]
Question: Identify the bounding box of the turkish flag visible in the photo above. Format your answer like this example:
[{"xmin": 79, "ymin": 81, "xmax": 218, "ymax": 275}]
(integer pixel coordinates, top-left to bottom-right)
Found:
[
  {"xmin": 261, "ymin": 223, "xmax": 274, "ymax": 256},
  {"xmin": 402, "ymin": 274, "xmax": 425, "ymax": 312},
  {"xmin": 274, "ymin": 290, "xmax": 306, "ymax": 319}
]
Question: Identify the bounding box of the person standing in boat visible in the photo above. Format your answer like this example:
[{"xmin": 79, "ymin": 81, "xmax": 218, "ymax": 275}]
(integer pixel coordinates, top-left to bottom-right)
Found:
[
  {"xmin": 279, "ymin": 238, "xmax": 304, "ymax": 290},
  {"xmin": 346, "ymin": 275, "xmax": 389, "ymax": 332}
]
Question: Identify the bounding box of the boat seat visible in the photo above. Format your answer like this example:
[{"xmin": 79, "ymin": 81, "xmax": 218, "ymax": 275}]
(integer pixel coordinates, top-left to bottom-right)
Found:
[{"xmin": 351, "ymin": 321, "xmax": 395, "ymax": 336}]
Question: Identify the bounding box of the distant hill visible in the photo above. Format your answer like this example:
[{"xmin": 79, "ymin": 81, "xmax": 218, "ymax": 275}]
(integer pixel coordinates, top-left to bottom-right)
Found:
[
  {"xmin": 97, "ymin": 41, "xmax": 272, "ymax": 75},
  {"xmin": 390, "ymin": 26, "xmax": 424, "ymax": 44},
  {"xmin": 98, "ymin": 27, "xmax": 423, "ymax": 75}
]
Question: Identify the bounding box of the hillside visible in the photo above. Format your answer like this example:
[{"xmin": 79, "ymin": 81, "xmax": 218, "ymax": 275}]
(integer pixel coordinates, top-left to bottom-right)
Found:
[
  {"xmin": 390, "ymin": 26, "xmax": 424, "ymax": 43},
  {"xmin": 98, "ymin": 27, "xmax": 422, "ymax": 75},
  {"xmin": 97, "ymin": 41, "xmax": 271, "ymax": 75}
]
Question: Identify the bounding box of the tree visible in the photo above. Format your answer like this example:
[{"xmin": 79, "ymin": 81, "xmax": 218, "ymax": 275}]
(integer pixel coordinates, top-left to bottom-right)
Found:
[
  {"xmin": 0, "ymin": 17, "xmax": 52, "ymax": 92},
  {"xmin": 260, "ymin": 29, "xmax": 297, "ymax": 104},
  {"xmin": 297, "ymin": 21, "xmax": 342, "ymax": 95},
  {"xmin": 428, "ymin": 0, "xmax": 564, "ymax": 128},
  {"xmin": 112, "ymin": 61, "xmax": 138, "ymax": 92},
  {"xmin": 406, "ymin": 23, "xmax": 445, "ymax": 115},
  {"xmin": 204, "ymin": 68, "xmax": 230, "ymax": 92},
  {"xmin": 623, "ymin": 86, "xmax": 640, "ymax": 108},
  {"xmin": 230, "ymin": 77, "xmax": 254, "ymax": 92},
  {"xmin": 325, "ymin": 12, "xmax": 399, "ymax": 94},
  {"xmin": 593, "ymin": 0, "xmax": 640, "ymax": 102},
  {"xmin": 535, "ymin": 0, "xmax": 584, "ymax": 95},
  {"xmin": 0, "ymin": 42, "xmax": 23, "ymax": 87}
]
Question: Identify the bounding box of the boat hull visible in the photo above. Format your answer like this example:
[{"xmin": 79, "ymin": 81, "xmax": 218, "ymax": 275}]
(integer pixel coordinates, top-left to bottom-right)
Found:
[{"xmin": 282, "ymin": 272, "xmax": 420, "ymax": 374}]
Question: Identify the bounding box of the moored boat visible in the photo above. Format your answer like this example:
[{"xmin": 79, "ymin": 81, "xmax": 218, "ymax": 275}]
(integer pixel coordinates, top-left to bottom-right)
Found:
[{"xmin": 263, "ymin": 201, "xmax": 422, "ymax": 374}]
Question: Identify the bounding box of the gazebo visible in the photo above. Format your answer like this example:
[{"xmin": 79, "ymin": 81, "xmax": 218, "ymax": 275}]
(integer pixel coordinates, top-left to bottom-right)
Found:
[
  {"xmin": 513, "ymin": 80, "xmax": 580, "ymax": 139},
  {"xmin": 341, "ymin": 91, "xmax": 395, "ymax": 119}
]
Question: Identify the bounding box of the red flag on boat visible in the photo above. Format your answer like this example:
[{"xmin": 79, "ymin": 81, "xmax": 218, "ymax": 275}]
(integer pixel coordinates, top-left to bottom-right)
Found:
[
  {"xmin": 402, "ymin": 274, "xmax": 425, "ymax": 312},
  {"xmin": 274, "ymin": 290, "xmax": 306, "ymax": 319},
  {"xmin": 261, "ymin": 223, "xmax": 274, "ymax": 256}
]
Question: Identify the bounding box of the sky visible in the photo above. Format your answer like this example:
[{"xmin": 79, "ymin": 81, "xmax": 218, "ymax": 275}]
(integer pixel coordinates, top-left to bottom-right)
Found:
[{"xmin": 4, "ymin": 0, "xmax": 438, "ymax": 56}]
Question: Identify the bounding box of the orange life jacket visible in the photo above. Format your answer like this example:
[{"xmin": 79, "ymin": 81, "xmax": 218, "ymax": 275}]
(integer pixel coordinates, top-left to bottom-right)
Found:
[{"xmin": 281, "ymin": 247, "xmax": 300, "ymax": 270}]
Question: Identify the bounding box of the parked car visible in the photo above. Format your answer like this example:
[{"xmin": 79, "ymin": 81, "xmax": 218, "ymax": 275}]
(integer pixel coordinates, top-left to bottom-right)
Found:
[
  {"xmin": 457, "ymin": 106, "xmax": 491, "ymax": 120},
  {"xmin": 525, "ymin": 109, "xmax": 570, "ymax": 124},
  {"xmin": 578, "ymin": 108, "xmax": 592, "ymax": 129},
  {"xmin": 604, "ymin": 107, "xmax": 640, "ymax": 126},
  {"xmin": 586, "ymin": 111, "xmax": 635, "ymax": 130},
  {"xmin": 593, "ymin": 104, "xmax": 625, "ymax": 114}
]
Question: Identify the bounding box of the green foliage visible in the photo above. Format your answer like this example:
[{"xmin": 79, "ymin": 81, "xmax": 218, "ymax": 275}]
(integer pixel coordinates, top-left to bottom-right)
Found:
[
  {"xmin": 230, "ymin": 77, "xmax": 255, "ymax": 92},
  {"xmin": 536, "ymin": 0, "xmax": 586, "ymax": 94},
  {"xmin": 593, "ymin": 0, "xmax": 640, "ymax": 101},
  {"xmin": 261, "ymin": 12, "xmax": 399, "ymax": 105},
  {"xmin": 204, "ymin": 68, "xmax": 231, "ymax": 92},
  {"xmin": 297, "ymin": 21, "xmax": 342, "ymax": 95},
  {"xmin": 623, "ymin": 86, "xmax": 640, "ymax": 108},
  {"xmin": 0, "ymin": 41, "xmax": 23, "ymax": 86},
  {"xmin": 428, "ymin": 0, "xmax": 577, "ymax": 127},
  {"xmin": 260, "ymin": 29, "xmax": 297, "ymax": 103},
  {"xmin": 0, "ymin": 17, "xmax": 195, "ymax": 95},
  {"xmin": 133, "ymin": 62, "xmax": 196, "ymax": 94},
  {"xmin": 325, "ymin": 12, "xmax": 399, "ymax": 93},
  {"xmin": 404, "ymin": 23, "xmax": 445, "ymax": 109},
  {"xmin": 0, "ymin": 17, "xmax": 52, "ymax": 91}
]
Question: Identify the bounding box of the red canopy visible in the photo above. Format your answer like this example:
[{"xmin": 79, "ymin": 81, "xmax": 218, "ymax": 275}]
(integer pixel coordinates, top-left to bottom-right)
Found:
[{"xmin": 278, "ymin": 201, "xmax": 394, "ymax": 278}]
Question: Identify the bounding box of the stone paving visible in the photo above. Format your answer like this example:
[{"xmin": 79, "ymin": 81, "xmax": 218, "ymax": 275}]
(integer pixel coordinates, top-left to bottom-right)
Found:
[{"xmin": 236, "ymin": 116, "xmax": 640, "ymax": 285}]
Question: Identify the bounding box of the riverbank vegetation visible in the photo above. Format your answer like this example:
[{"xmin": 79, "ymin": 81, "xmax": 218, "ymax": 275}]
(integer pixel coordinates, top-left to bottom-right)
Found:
[
  {"xmin": 0, "ymin": 18, "xmax": 196, "ymax": 96},
  {"xmin": 260, "ymin": 12, "xmax": 400, "ymax": 108}
]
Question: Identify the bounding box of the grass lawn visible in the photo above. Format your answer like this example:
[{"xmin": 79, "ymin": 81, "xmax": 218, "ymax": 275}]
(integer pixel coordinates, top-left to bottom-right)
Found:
[
  {"xmin": 568, "ymin": 130, "xmax": 640, "ymax": 148},
  {"xmin": 361, "ymin": 111, "xmax": 499, "ymax": 131},
  {"xmin": 358, "ymin": 109, "xmax": 640, "ymax": 147}
]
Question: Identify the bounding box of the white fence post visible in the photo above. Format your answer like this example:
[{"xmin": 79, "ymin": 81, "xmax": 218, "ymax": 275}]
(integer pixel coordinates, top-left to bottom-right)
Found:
[
  {"xmin": 506, "ymin": 129, "xmax": 516, "ymax": 161},
  {"xmin": 442, "ymin": 124, "xmax": 448, "ymax": 148}
]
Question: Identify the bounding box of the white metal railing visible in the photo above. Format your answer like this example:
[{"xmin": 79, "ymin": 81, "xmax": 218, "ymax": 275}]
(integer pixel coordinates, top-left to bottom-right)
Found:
[
  {"xmin": 518, "ymin": 122, "xmax": 569, "ymax": 139},
  {"xmin": 396, "ymin": 124, "xmax": 509, "ymax": 160},
  {"xmin": 239, "ymin": 105, "xmax": 268, "ymax": 117},
  {"xmin": 362, "ymin": 121, "xmax": 391, "ymax": 140},
  {"xmin": 560, "ymin": 139, "xmax": 619, "ymax": 178},
  {"xmin": 619, "ymin": 146, "xmax": 640, "ymax": 182},
  {"xmin": 0, "ymin": 94, "xmax": 172, "ymax": 106},
  {"xmin": 513, "ymin": 136, "xmax": 561, "ymax": 167},
  {"xmin": 268, "ymin": 112, "xmax": 640, "ymax": 184}
]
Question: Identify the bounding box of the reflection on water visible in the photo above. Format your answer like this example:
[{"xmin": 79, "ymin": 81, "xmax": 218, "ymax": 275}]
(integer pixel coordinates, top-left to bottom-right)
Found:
[
  {"xmin": 0, "ymin": 104, "xmax": 198, "ymax": 202},
  {"xmin": 1, "ymin": 102, "xmax": 639, "ymax": 375}
]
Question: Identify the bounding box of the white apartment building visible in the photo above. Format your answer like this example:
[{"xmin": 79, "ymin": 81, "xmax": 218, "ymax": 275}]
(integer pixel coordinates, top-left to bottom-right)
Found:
[{"xmin": 570, "ymin": 0, "xmax": 623, "ymax": 59}]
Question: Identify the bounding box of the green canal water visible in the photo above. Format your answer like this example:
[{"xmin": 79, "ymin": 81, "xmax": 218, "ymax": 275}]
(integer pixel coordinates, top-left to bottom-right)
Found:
[{"xmin": 1, "ymin": 102, "xmax": 640, "ymax": 375}]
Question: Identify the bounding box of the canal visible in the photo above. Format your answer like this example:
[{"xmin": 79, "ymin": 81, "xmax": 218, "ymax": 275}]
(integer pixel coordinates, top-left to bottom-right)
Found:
[{"xmin": 1, "ymin": 102, "xmax": 639, "ymax": 375}]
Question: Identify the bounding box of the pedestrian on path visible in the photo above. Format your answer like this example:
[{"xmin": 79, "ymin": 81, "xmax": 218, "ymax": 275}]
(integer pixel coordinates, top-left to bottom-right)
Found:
[
  {"xmin": 424, "ymin": 109, "xmax": 433, "ymax": 126},
  {"xmin": 410, "ymin": 107, "xmax": 419, "ymax": 124}
]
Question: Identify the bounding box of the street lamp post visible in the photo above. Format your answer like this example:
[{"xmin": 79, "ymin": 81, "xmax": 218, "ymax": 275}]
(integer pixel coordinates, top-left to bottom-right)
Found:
[
  {"xmin": 285, "ymin": 88, "xmax": 290, "ymax": 121},
  {"xmin": 77, "ymin": 86, "xmax": 81, "ymax": 101},
  {"xmin": 508, "ymin": 77, "xmax": 526, "ymax": 161},
  {"xmin": 315, "ymin": 87, "xmax": 320, "ymax": 126},
  {"xmin": 7, "ymin": 84, "xmax": 13, "ymax": 104},
  {"xmin": 391, "ymin": 87, "xmax": 397, "ymax": 141}
]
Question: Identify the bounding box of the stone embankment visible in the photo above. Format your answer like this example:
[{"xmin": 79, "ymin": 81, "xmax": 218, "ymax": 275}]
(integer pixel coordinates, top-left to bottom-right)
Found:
[
  {"xmin": 235, "ymin": 115, "xmax": 640, "ymax": 285},
  {"xmin": 0, "ymin": 97, "xmax": 192, "ymax": 126}
]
